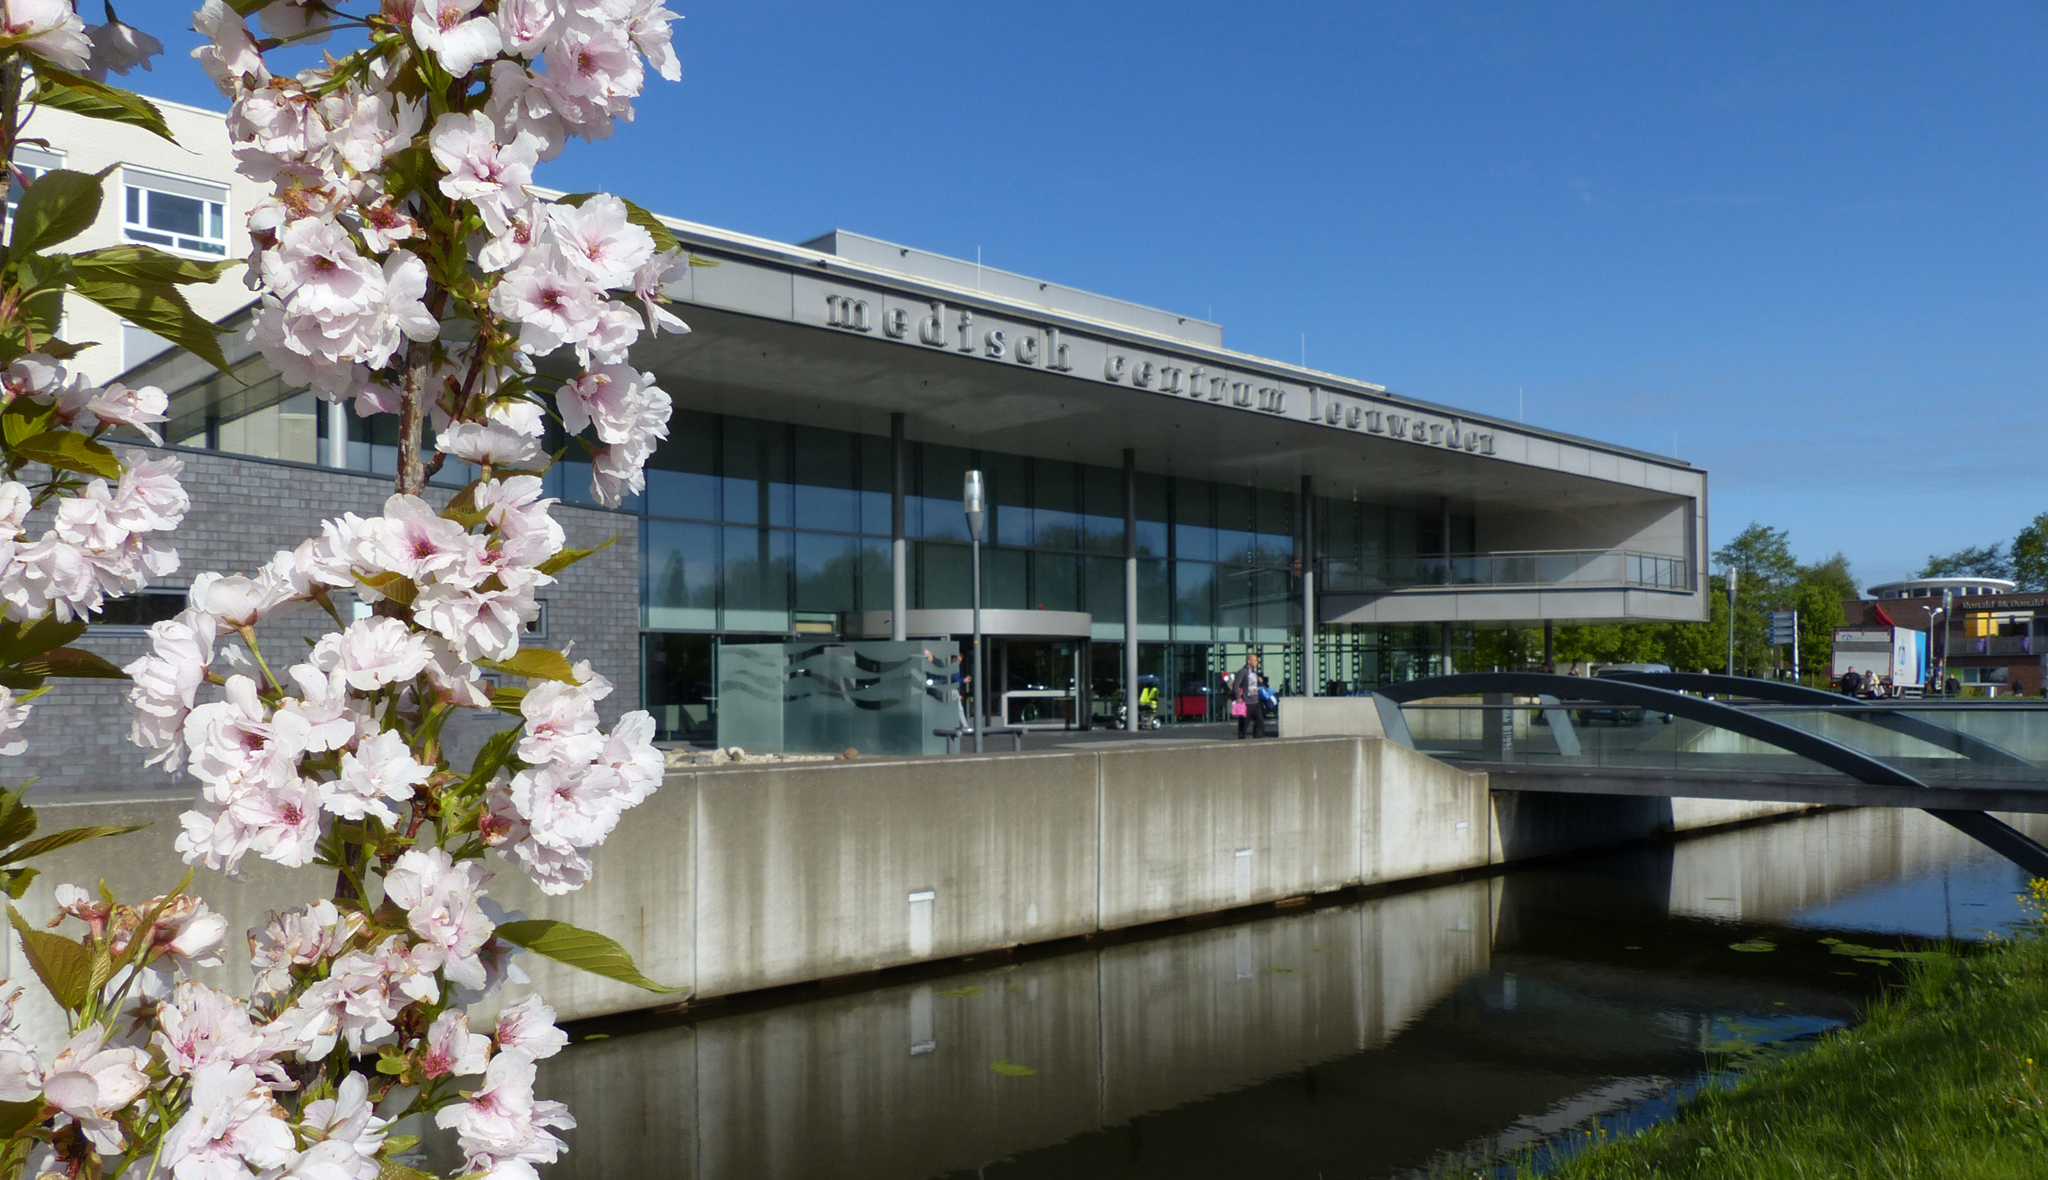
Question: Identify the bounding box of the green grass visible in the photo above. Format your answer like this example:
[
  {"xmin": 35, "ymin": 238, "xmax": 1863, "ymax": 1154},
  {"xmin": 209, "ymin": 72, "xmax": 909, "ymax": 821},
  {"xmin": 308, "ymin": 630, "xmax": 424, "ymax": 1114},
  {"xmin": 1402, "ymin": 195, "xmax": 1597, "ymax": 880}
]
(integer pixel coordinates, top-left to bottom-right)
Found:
[{"xmin": 1527, "ymin": 930, "xmax": 2048, "ymax": 1179}]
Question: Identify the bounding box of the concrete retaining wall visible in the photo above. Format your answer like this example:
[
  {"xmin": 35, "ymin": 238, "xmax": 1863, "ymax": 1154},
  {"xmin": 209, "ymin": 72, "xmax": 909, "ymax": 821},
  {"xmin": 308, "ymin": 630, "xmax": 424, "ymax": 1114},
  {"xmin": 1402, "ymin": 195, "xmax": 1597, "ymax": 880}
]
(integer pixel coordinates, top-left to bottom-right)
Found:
[{"xmin": 15, "ymin": 735, "xmax": 1822, "ymax": 1026}]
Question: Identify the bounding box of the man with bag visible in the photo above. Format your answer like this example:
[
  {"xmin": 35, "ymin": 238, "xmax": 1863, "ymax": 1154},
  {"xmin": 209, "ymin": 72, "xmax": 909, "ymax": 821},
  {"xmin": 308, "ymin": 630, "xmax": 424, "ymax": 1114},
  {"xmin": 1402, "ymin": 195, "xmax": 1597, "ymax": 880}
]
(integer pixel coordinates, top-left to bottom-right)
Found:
[{"xmin": 1230, "ymin": 652, "xmax": 1268, "ymax": 739}]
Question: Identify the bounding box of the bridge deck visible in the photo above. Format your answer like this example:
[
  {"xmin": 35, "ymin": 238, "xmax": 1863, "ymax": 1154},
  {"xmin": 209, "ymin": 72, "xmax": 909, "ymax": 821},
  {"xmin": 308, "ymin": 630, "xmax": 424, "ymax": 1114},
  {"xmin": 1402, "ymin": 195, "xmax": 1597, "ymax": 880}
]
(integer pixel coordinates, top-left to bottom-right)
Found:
[{"xmin": 1471, "ymin": 761, "xmax": 2048, "ymax": 814}]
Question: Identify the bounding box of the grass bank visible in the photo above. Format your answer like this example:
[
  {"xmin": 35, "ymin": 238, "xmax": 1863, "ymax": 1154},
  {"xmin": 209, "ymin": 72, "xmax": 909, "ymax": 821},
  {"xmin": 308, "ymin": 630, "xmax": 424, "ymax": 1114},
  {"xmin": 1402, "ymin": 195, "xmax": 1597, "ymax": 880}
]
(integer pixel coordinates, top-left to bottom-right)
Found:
[{"xmin": 1531, "ymin": 920, "xmax": 2048, "ymax": 1179}]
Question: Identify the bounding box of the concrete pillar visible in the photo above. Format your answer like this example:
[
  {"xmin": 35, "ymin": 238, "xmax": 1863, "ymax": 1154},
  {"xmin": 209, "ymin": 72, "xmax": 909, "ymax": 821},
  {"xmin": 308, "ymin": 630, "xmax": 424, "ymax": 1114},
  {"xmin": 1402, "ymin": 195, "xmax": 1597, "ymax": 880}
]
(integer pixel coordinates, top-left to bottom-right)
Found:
[
  {"xmin": 1300, "ymin": 475, "xmax": 1315, "ymax": 697},
  {"xmin": 1123, "ymin": 448, "xmax": 1138, "ymax": 731},
  {"xmin": 325, "ymin": 399, "xmax": 348, "ymax": 468},
  {"xmin": 1438, "ymin": 496, "xmax": 1452, "ymax": 587},
  {"xmin": 890, "ymin": 412, "xmax": 906, "ymax": 642},
  {"xmin": 1441, "ymin": 622, "xmax": 1453, "ymax": 675}
]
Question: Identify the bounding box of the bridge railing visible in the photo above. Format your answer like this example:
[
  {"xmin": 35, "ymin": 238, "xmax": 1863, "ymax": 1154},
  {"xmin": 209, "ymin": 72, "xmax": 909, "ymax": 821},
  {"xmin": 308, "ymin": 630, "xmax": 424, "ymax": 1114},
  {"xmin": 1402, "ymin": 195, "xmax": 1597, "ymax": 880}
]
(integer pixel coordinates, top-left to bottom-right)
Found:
[{"xmin": 1401, "ymin": 698, "xmax": 2048, "ymax": 783}]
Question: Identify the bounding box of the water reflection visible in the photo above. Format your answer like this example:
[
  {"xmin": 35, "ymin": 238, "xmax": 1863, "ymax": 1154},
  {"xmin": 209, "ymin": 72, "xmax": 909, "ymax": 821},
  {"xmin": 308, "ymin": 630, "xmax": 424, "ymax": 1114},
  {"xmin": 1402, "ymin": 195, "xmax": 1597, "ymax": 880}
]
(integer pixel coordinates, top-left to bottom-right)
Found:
[{"xmin": 447, "ymin": 808, "xmax": 2041, "ymax": 1179}]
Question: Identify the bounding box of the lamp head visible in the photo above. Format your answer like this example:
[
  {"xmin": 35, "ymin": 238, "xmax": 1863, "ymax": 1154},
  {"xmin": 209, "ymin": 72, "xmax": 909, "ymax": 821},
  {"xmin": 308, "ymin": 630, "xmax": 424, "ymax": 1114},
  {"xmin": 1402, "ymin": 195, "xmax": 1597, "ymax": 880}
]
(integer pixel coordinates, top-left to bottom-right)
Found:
[{"xmin": 963, "ymin": 469, "xmax": 986, "ymax": 542}]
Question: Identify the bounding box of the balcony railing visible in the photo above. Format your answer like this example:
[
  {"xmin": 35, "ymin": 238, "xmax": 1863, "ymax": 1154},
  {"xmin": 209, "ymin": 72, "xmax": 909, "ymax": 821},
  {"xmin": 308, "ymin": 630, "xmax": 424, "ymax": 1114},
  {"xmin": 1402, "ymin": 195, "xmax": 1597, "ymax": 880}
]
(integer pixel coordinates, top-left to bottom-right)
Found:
[
  {"xmin": 1957, "ymin": 636, "xmax": 2035, "ymax": 656},
  {"xmin": 1320, "ymin": 549, "xmax": 1691, "ymax": 594}
]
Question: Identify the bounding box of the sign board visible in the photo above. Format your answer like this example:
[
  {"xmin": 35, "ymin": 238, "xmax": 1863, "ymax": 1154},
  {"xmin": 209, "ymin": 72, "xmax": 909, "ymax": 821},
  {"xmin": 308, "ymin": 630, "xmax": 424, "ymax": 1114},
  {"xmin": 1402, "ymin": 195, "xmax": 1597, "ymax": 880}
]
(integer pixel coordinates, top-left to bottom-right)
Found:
[{"xmin": 1767, "ymin": 610, "xmax": 1798, "ymax": 646}]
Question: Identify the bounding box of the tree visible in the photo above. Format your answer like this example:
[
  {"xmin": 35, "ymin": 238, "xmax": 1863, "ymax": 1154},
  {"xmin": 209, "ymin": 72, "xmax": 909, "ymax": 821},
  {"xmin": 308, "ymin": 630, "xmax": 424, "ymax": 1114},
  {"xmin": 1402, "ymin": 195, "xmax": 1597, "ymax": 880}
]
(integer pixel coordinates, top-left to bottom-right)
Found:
[
  {"xmin": 1920, "ymin": 543, "xmax": 2014, "ymax": 581},
  {"xmin": 1793, "ymin": 553, "xmax": 1856, "ymax": 679},
  {"xmin": 1713, "ymin": 523, "xmax": 1799, "ymax": 675},
  {"xmin": 2013, "ymin": 514, "xmax": 2048, "ymax": 591},
  {"xmin": 0, "ymin": 2, "xmax": 689, "ymax": 1177}
]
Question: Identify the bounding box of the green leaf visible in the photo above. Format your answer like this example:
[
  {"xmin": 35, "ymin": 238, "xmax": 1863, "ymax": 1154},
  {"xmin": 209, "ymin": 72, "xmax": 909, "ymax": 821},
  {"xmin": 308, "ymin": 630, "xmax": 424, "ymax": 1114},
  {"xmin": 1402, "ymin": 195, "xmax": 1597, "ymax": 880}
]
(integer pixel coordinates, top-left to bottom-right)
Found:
[
  {"xmin": 10, "ymin": 430, "xmax": 121, "ymax": 480},
  {"xmin": 459, "ymin": 726, "xmax": 522, "ymax": 794},
  {"xmin": 535, "ymin": 534, "xmax": 619, "ymax": 577},
  {"xmin": 6, "ymin": 166, "xmax": 112, "ymax": 255},
  {"xmin": 0, "ymin": 824, "xmax": 143, "ymax": 866},
  {"xmin": 990, "ymin": 1060, "xmax": 1037, "ymax": 1077},
  {"xmin": 494, "ymin": 919, "xmax": 685, "ymax": 994},
  {"xmin": 71, "ymin": 276, "xmax": 228, "ymax": 373},
  {"xmin": 376, "ymin": 1160, "xmax": 439, "ymax": 1180},
  {"xmin": 0, "ymin": 1098, "xmax": 44, "ymax": 1138},
  {"xmin": 3, "ymin": 866, "xmax": 37, "ymax": 900},
  {"xmin": 0, "ymin": 402, "xmax": 56, "ymax": 449},
  {"xmin": 480, "ymin": 649, "xmax": 578, "ymax": 683},
  {"xmin": 0, "ymin": 795, "xmax": 36, "ymax": 853},
  {"xmin": 355, "ymin": 571, "xmax": 418, "ymax": 607},
  {"xmin": 0, "ymin": 614, "xmax": 85, "ymax": 667},
  {"xmin": 554, "ymin": 193, "xmax": 681, "ymax": 254},
  {"xmin": 19, "ymin": 647, "xmax": 127, "ymax": 680},
  {"xmin": 29, "ymin": 67, "xmax": 174, "ymax": 143},
  {"xmin": 488, "ymin": 686, "xmax": 526, "ymax": 716},
  {"xmin": 70, "ymin": 244, "xmax": 238, "ymax": 286},
  {"xmin": 8, "ymin": 908, "xmax": 94, "ymax": 1012}
]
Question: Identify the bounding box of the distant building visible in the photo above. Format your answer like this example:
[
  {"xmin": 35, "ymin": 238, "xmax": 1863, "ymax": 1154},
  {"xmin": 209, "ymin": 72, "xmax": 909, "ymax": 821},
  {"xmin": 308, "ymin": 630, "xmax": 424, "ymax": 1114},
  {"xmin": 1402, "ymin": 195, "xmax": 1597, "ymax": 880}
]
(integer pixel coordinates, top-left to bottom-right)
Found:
[{"xmin": 1845, "ymin": 578, "xmax": 2041, "ymax": 694}]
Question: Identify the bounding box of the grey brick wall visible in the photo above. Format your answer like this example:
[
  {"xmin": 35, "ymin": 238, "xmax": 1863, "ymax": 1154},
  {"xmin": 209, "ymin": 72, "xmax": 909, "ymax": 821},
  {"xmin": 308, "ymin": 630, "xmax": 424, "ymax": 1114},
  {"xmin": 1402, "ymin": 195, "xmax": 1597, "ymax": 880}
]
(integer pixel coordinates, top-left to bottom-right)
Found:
[{"xmin": 15, "ymin": 448, "xmax": 642, "ymax": 796}]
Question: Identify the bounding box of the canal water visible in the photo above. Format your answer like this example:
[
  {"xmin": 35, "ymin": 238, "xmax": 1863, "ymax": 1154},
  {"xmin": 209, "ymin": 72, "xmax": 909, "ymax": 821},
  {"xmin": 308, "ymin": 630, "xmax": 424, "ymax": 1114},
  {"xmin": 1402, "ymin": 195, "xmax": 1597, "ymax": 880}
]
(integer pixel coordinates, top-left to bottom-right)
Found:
[{"xmin": 446, "ymin": 808, "xmax": 2042, "ymax": 1179}]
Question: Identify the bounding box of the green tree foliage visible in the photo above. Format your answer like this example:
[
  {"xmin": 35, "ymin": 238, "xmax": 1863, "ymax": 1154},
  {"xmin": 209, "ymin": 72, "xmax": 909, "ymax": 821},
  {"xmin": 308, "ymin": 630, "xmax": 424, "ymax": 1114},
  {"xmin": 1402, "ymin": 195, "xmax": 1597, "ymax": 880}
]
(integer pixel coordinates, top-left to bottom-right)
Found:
[
  {"xmin": 1918, "ymin": 542, "xmax": 2013, "ymax": 581},
  {"xmin": 1532, "ymin": 526, "xmax": 1852, "ymax": 680},
  {"xmin": 2012, "ymin": 513, "xmax": 2048, "ymax": 591}
]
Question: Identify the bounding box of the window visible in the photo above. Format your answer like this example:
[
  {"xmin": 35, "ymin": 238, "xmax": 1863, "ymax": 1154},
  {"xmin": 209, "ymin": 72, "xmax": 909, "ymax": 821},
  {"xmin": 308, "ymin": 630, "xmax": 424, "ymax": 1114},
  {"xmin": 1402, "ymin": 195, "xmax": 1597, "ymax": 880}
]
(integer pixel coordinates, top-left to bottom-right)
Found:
[
  {"xmin": 4, "ymin": 148, "xmax": 60, "ymax": 239},
  {"xmin": 92, "ymin": 588, "xmax": 187, "ymax": 629},
  {"xmin": 123, "ymin": 170, "xmax": 229, "ymax": 256},
  {"xmin": 523, "ymin": 600, "xmax": 548, "ymax": 640}
]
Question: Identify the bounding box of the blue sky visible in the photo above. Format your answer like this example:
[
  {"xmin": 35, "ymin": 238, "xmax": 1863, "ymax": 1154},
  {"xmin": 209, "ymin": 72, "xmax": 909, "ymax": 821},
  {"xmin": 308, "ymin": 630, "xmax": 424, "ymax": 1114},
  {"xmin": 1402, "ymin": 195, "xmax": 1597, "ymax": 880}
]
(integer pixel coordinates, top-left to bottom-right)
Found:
[{"xmin": 139, "ymin": 2, "xmax": 2046, "ymax": 585}]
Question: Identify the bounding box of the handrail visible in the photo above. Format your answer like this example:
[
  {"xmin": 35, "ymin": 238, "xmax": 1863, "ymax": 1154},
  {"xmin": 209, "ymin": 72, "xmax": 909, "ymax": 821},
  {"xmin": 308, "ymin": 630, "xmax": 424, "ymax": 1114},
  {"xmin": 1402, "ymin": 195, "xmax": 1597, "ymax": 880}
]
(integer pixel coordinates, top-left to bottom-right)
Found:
[
  {"xmin": 1378, "ymin": 671, "xmax": 2048, "ymax": 876},
  {"xmin": 1599, "ymin": 671, "xmax": 2034, "ymax": 769}
]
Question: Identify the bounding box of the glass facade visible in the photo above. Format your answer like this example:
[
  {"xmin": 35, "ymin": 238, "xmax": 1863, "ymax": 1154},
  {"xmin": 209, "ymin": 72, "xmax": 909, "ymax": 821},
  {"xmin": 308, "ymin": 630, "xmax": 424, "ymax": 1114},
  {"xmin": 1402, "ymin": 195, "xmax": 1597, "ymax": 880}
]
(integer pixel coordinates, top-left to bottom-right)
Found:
[{"xmin": 164, "ymin": 391, "xmax": 1609, "ymax": 743}]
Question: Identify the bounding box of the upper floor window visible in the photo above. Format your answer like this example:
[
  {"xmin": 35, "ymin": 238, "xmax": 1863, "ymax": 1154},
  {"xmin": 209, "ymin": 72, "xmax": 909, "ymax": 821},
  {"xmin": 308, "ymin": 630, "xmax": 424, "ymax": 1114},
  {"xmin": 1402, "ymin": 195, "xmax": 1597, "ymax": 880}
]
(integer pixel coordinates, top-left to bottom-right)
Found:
[
  {"xmin": 4, "ymin": 147, "xmax": 62, "ymax": 240},
  {"xmin": 123, "ymin": 169, "xmax": 228, "ymax": 256}
]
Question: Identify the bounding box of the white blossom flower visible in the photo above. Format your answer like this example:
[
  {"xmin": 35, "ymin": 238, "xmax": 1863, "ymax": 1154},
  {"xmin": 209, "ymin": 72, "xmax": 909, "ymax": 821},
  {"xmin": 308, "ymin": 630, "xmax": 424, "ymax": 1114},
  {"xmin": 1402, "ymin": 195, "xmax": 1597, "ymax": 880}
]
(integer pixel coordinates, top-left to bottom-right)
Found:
[
  {"xmin": 249, "ymin": 900, "xmax": 362, "ymax": 997},
  {"xmin": 384, "ymin": 846, "xmax": 494, "ymax": 989},
  {"xmin": 84, "ymin": 382, "xmax": 168, "ymax": 442},
  {"xmin": 188, "ymin": 570, "xmax": 293, "ymax": 630},
  {"xmin": 430, "ymin": 111, "xmax": 539, "ymax": 234},
  {"xmin": 157, "ymin": 1061, "xmax": 296, "ymax": 1177},
  {"xmin": 44, "ymin": 1026, "xmax": 149, "ymax": 1153},
  {"xmin": 435, "ymin": 1049, "xmax": 575, "ymax": 1178},
  {"xmin": 413, "ymin": 0, "xmax": 503, "ymax": 76},
  {"xmin": 192, "ymin": 0, "xmax": 267, "ymax": 93},
  {"xmin": 3, "ymin": 0, "xmax": 90, "ymax": 71},
  {"xmin": 108, "ymin": 454, "xmax": 189, "ymax": 533},
  {"xmin": 493, "ymin": 994, "xmax": 567, "ymax": 1060},
  {"xmin": 310, "ymin": 616, "xmax": 434, "ymax": 692},
  {"xmin": 548, "ymin": 195, "xmax": 654, "ymax": 289},
  {"xmin": 325, "ymin": 730, "xmax": 430, "ymax": 824},
  {"xmin": 0, "ymin": 686, "xmax": 32, "ymax": 757},
  {"xmin": 294, "ymin": 1071, "xmax": 389, "ymax": 1179},
  {"xmin": 146, "ymin": 893, "xmax": 231, "ymax": 970},
  {"xmin": 490, "ymin": 252, "xmax": 606, "ymax": 355},
  {"xmin": 152, "ymin": 982, "xmax": 266, "ymax": 1077},
  {"xmin": 422, "ymin": 1010, "xmax": 491, "ymax": 1079},
  {"xmin": 0, "ymin": 986, "xmax": 40, "ymax": 1104}
]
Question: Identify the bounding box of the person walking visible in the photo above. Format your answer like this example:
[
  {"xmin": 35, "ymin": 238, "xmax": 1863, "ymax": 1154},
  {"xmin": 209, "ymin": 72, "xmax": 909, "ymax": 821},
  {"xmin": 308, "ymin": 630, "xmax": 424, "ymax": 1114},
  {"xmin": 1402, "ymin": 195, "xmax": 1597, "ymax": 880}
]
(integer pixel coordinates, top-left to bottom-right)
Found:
[{"xmin": 1231, "ymin": 653, "xmax": 1268, "ymax": 739}]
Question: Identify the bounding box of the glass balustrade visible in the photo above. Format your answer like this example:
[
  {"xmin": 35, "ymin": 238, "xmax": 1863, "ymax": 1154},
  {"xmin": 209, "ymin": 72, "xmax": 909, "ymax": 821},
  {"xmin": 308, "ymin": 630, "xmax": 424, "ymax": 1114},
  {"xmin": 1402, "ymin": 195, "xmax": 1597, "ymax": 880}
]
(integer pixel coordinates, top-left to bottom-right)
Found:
[
  {"xmin": 1400, "ymin": 699, "xmax": 2048, "ymax": 784},
  {"xmin": 1322, "ymin": 550, "xmax": 1688, "ymax": 594}
]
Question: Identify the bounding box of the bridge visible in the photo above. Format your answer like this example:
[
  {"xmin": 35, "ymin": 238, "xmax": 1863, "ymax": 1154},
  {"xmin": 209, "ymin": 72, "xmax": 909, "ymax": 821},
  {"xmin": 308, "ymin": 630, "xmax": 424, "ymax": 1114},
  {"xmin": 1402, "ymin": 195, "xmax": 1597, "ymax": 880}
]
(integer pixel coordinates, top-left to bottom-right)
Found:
[{"xmin": 1375, "ymin": 671, "xmax": 2048, "ymax": 877}]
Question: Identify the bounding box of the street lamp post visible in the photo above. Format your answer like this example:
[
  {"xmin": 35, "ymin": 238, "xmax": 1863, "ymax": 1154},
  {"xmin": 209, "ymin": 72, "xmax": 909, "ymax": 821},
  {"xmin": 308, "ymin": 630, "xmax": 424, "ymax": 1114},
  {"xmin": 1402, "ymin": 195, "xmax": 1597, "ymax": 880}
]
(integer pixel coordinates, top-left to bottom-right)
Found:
[
  {"xmin": 1725, "ymin": 566, "xmax": 1739, "ymax": 676},
  {"xmin": 964, "ymin": 470, "xmax": 986, "ymax": 753}
]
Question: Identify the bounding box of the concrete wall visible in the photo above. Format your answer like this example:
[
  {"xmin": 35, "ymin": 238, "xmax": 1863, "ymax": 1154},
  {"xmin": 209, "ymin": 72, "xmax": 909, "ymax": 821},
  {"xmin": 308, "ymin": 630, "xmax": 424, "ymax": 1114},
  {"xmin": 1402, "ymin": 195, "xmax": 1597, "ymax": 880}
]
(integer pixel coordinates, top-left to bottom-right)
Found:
[{"xmin": 12, "ymin": 734, "xmax": 1825, "ymax": 1034}]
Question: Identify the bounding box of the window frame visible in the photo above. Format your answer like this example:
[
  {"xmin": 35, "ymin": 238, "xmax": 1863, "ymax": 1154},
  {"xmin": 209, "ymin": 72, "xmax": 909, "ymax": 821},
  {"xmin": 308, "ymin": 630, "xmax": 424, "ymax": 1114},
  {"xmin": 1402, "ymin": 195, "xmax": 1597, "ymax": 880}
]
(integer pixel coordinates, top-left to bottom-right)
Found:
[{"xmin": 121, "ymin": 167, "xmax": 230, "ymax": 258}]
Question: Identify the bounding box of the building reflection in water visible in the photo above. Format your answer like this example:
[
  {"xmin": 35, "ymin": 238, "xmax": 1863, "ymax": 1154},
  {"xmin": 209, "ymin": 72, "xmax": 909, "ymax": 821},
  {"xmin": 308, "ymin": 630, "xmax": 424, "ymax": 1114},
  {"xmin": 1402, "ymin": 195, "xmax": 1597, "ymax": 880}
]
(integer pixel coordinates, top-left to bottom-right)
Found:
[{"xmin": 417, "ymin": 808, "xmax": 2042, "ymax": 1179}]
